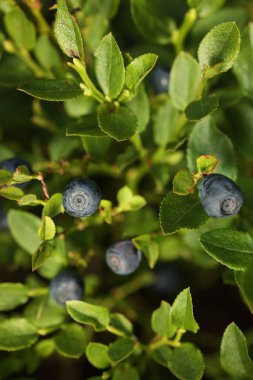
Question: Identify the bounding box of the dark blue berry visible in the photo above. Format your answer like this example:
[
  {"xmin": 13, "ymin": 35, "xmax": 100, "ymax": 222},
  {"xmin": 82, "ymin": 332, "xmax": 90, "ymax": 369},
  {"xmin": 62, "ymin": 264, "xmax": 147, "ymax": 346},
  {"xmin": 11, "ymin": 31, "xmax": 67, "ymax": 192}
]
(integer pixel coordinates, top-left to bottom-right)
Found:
[
  {"xmin": 199, "ymin": 173, "xmax": 243, "ymax": 218},
  {"xmin": 151, "ymin": 67, "xmax": 170, "ymax": 93},
  {"xmin": 106, "ymin": 240, "xmax": 142, "ymax": 275},
  {"xmin": 62, "ymin": 178, "xmax": 101, "ymax": 218},
  {"xmin": 49, "ymin": 270, "xmax": 84, "ymax": 305},
  {"xmin": 151, "ymin": 262, "xmax": 183, "ymax": 297},
  {"xmin": 0, "ymin": 157, "xmax": 32, "ymax": 188}
]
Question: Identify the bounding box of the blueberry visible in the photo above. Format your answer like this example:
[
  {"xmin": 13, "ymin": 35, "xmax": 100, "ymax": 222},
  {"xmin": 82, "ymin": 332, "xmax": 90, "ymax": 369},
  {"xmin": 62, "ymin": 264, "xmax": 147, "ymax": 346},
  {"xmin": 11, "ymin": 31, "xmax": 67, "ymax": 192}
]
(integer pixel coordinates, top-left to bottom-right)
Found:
[
  {"xmin": 106, "ymin": 240, "xmax": 142, "ymax": 275},
  {"xmin": 199, "ymin": 173, "xmax": 243, "ymax": 218},
  {"xmin": 62, "ymin": 178, "xmax": 101, "ymax": 218},
  {"xmin": 151, "ymin": 262, "xmax": 183, "ymax": 297},
  {"xmin": 151, "ymin": 67, "xmax": 170, "ymax": 93},
  {"xmin": 0, "ymin": 157, "xmax": 32, "ymax": 188},
  {"xmin": 49, "ymin": 270, "xmax": 84, "ymax": 305}
]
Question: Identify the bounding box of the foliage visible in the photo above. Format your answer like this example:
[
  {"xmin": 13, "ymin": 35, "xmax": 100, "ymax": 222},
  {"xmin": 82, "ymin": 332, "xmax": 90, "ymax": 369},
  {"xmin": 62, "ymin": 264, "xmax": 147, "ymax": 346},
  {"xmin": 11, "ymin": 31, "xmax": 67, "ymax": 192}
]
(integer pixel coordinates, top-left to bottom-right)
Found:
[{"xmin": 0, "ymin": 0, "xmax": 252, "ymax": 379}]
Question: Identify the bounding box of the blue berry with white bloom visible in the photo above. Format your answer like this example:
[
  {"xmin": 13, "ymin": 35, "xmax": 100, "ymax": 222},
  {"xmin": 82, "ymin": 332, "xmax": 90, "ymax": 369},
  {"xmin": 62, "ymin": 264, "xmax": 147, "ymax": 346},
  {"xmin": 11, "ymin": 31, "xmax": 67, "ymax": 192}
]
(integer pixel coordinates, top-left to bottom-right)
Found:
[
  {"xmin": 151, "ymin": 67, "xmax": 170, "ymax": 93},
  {"xmin": 62, "ymin": 178, "xmax": 101, "ymax": 218},
  {"xmin": 199, "ymin": 173, "xmax": 243, "ymax": 218},
  {"xmin": 106, "ymin": 240, "xmax": 142, "ymax": 275},
  {"xmin": 49, "ymin": 270, "xmax": 84, "ymax": 305}
]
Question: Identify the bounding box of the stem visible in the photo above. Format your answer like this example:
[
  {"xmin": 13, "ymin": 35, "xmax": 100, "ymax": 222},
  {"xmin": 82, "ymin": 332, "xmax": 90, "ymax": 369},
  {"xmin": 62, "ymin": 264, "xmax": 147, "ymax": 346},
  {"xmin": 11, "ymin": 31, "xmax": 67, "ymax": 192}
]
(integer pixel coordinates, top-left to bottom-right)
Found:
[
  {"xmin": 28, "ymin": 287, "xmax": 48, "ymax": 297},
  {"xmin": 37, "ymin": 172, "xmax": 50, "ymax": 200},
  {"xmin": 30, "ymin": 8, "xmax": 50, "ymax": 34},
  {"xmin": 111, "ymin": 271, "xmax": 154, "ymax": 299},
  {"xmin": 171, "ymin": 9, "xmax": 197, "ymax": 54},
  {"xmin": 19, "ymin": 48, "xmax": 50, "ymax": 78},
  {"xmin": 68, "ymin": 59, "xmax": 105, "ymax": 104},
  {"xmin": 130, "ymin": 133, "xmax": 147, "ymax": 162},
  {"xmin": 174, "ymin": 112, "xmax": 188, "ymax": 138},
  {"xmin": 149, "ymin": 328, "xmax": 186, "ymax": 351}
]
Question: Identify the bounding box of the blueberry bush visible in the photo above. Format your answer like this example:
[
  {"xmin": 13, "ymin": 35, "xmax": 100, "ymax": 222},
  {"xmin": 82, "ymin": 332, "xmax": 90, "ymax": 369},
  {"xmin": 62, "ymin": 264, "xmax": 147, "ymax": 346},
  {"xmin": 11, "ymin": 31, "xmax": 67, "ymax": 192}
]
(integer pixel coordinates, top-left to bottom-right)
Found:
[{"xmin": 0, "ymin": 0, "xmax": 253, "ymax": 379}]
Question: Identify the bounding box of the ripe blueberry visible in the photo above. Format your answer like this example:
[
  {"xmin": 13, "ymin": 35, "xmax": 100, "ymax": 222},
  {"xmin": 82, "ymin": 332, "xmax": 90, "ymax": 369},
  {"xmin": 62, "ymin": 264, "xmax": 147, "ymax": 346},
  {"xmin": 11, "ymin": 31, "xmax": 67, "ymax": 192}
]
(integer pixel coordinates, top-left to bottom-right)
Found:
[
  {"xmin": 151, "ymin": 67, "xmax": 170, "ymax": 93},
  {"xmin": 62, "ymin": 178, "xmax": 101, "ymax": 218},
  {"xmin": 49, "ymin": 270, "xmax": 84, "ymax": 305},
  {"xmin": 151, "ymin": 262, "xmax": 183, "ymax": 297},
  {"xmin": 0, "ymin": 157, "xmax": 32, "ymax": 188},
  {"xmin": 199, "ymin": 173, "xmax": 243, "ymax": 218},
  {"xmin": 106, "ymin": 240, "xmax": 142, "ymax": 275}
]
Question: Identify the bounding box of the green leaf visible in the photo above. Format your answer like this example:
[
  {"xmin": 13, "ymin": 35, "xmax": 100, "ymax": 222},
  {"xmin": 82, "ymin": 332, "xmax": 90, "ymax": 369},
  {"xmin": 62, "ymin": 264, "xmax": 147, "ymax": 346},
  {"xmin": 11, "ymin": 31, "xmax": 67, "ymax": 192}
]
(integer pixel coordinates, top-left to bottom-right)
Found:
[
  {"xmin": 12, "ymin": 165, "xmax": 32, "ymax": 184},
  {"xmin": 133, "ymin": 234, "xmax": 159, "ymax": 268},
  {"xmin": 240, "ymin": 263, "xmax": 253, "ymax": 303},
  {"xmin": 0, "ymin": 169, "xmax": 13, "ymax": 185},
  {"xmin": 125, "ymin": 53, "xmax": 158, "ymax": 94},
  {"xmin": 24, "ymin": 298, "xmax": 66, "ymax": 331},
  {"xmin": 196, "ymin": 154, "xmax": 219, "ymax": 174},
  {"xmin": 170, "ymin": 288, "xmax": 199, "ymax": 333},
  {"xmin": 66, "ymin": 301, "xmax": 110, "ymax": 331},
  {"xmin": 43, "ymin": 193, "xmax": 63, "ymax": 218},
  {"xmin": 198, "ymin": 22, "xmax": 241, "ymax": 76},
  {"xmin": 81, "ymin": 136, "xmax": 112, "ymax": 161},
  {"xmin": 98, "ymin": 105, "xmax": 138, "ymax": 141},
  {"xmin": 185, "ymin": 94, "xmax": 219, "ymax": 121},
  {"xmin": 7, "ymin": 209, "xmax": 41, "ymax": 254},
  {"xmin": 18, "ymin": 194, "xmax": 40, "ymax": 206},
  {"xmin": 0, "ymin": 318, "xmax": 38, "ymax": 351},
  {"xmin": 0, "ymin": 186, "xmax": 24, "ymax": 200},
  {"xmin": 108, "ymin": 337, "xmax": 135, "ymax": 363},
  {"xmin": 152, "ymin": 346, "xmax": 172, "ymax": 367},
  {"xmin": 234, "ymin": 271, "xmax": 253, "ymax": 314},
  {"xmin": 233, "ymin": 23, "xmax": 253, "ymax": 100},
  {"xmin": 117, "ymin": 186, "xmax": 146, "ymax": 212},
  {"xmin": 38, "ymin": 216, "xmax": 56, "ymax": 241},
  {"xmin": 86, "ymin": 342, "xmax": 110, "ymax": 369},
  {"xmin": 173, "ymin": 170, "xmax": 194, "ymax": 196},
  {"xmin": 35, "ymin": 339, "xmax": 55, "ymax": 358},
  {"xmin": 100, "ymin": 199, "xmax": 113, "ymax": 224},
  {"xmin": 169, "ymin": 343, "xmax": 205, "ymax": 380},
  {"xmin": 110, "ymin": 313, "xmax": 133, "ymax": 337},
  {"xmin": 19, "ymin": 79, "xmax": 83, "ymax": 101},
  {"xmin": 54, "ymin": 0, "xmax": 84, "ymax": 59},
  {"xmin": 169, "ymin": 52, "xmax": 203, "ymax": 111},
  {"xmin": 0, "ymin": 283, "xmax": 29, "ymax": 311},
  {"xmin": 159, "ymin": 193, "xmax": 208, "ymax": 235},
  {"xmin": 112, "ymin": 366, "xmax": 140, "ymax": 380},
  {"xmin": 54, "ymin": 324, "xmax": 87, "ymax": 358},
  {"xmin": 127, "ymin": 85, "xmax": 150, "ymax": 132},
  {"xmin": 95, "ymin": 33, "xmax": 125, "ymax": 99},
  {"xmin": 220, "ymin": 323, "xmax": 253, "ymax": 379},
  {"xmin": 131, "ymin": 0, "xmax": 176, "ymax": 44},
  {"xmin": 151, "ymin": 301, "xmax": 177, "ymax": 338},
  {"xmin": 66, "ymin": 114, "xmax": 107, "ymax": 137},
  {"xmin": 34, "ymin": 34, "xmax": 61, "ymax": 71},
  {"xmin": 200, "ymin": 229, "xmax": 253, "ymax": 270},
  {"xmin": 187, "ymin": 117, "xmax": 237, "ymax": 180},
  {"xmin": 153, "ymin": 98, "xmax": 180, "ymax": 146},
  {"xmin": 32, "ymin": 241, "xmax": 54, "ymax": 272},
  {"xmin": 4, "ymin": 7, "xmax": 36, "ymax": 50}
]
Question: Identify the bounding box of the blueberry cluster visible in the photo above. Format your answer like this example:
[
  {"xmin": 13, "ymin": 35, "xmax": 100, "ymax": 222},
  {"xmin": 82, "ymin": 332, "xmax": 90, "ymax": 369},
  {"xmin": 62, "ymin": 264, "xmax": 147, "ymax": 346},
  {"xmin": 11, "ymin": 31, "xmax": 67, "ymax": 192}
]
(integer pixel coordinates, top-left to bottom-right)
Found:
[
  {"xmin": 62, "ymin": 178, "xmax": 101, "ymax": 218},
  {"xmin": 0, "ymin": 157, "xmax": 33, "ymax": 188},
  {"xmin": 49, "ymin": 270, "xmax": 84, "ymax": 305},
  {"xmin": 199, "ymin": 174, "xmax": 243, "ymax": 218},
  {"xmin": 106, "ymin": 240, "xmax": 142, "ymax": 275}
]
